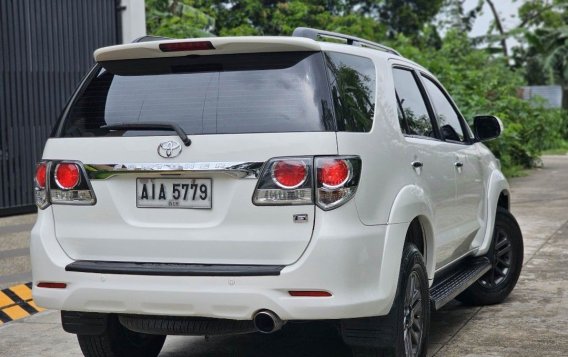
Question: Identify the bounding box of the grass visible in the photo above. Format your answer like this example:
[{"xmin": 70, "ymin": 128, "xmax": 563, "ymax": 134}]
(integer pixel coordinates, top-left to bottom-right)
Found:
[
  {"xmin": 541, "ymin": 140, "xmax": 568, "ymax": 155},
  {"xmin": 542, "ymin": 148, "xmax": 568, "ymax": 155}
]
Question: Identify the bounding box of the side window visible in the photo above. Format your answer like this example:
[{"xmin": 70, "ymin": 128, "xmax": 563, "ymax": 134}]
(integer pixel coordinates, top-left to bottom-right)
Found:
[
  {"xmin": 325, "ymin": 52, "xmax": 376, "ymax": 132},
  {"xmin": 392, "ymin": 68, "xmax": 434, "ymax": 138},
  {"xmin": 421, "ymin": 76, "xmax": 465, "ymax": 142}
]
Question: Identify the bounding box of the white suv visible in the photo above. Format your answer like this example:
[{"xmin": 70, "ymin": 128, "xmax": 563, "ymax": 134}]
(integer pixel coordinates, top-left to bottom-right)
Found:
[{"xmin": 31, "ymin": 28, "xmax": 523, "ymax": 357}]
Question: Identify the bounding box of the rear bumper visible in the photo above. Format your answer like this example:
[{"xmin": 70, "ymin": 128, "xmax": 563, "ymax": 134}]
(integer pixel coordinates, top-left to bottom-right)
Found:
[{"xmin": 31, "ymin": 202, "xmax": 408, "ymax": 321}]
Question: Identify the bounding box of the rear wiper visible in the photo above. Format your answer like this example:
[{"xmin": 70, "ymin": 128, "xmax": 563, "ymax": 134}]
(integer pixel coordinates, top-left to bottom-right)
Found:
[{"xmin": 101, "ymin": 122, "xmax": 191, "ymax": 146}]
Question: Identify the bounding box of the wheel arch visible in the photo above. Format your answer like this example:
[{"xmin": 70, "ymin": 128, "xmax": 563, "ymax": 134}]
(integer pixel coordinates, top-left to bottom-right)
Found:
[
  {"xmin": 388, "ymin": 185, "xmax": 436, "ymax": 282},
  {"xmin": 477, "ymin": 170, "xmax": 510, "ymax": 255}
]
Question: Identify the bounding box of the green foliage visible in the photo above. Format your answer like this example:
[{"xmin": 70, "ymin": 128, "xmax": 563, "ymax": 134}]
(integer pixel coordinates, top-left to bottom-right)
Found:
[
  {"xmin": 146, "ymin": 0, "xmax": 215, "ymax": 38},
  {"xmin": 146, "ymin": 0, "xmax": 443, "ymax": 38},
  {"xmin": 377, "ymin": 0, "xmax": 444, "ymax": 37},
  {"xmin": 512, "ymin": 1, "xmax": 568, "ymax": 88}
]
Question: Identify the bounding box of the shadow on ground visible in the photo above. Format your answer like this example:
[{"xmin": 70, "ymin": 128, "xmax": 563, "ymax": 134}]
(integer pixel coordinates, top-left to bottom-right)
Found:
[{"xmin": 160, "ymin": 301, "xmax": 477, "ymax": 357}]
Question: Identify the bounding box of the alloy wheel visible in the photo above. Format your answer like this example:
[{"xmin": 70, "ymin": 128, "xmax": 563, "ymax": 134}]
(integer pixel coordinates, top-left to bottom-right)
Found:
[
  {"xmin": 403, "ymin": 271, "xmax": 423, "ymax": 357},
  {"xmin": 479, "ymin": 228, "xmax": 512, "ymax": 288}
]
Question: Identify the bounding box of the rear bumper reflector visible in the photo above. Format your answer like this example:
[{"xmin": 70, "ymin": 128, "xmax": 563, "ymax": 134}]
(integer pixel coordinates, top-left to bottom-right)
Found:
[
  {"xmin": 65, "ymin": 261, "xmax": 284, "ymax": 277},
  {"xmin": 288, "ymin": 291, "xmax": 332, "ymax": 297},
  {"xmin": 37, "ymin": 282, "xmax": 67, "ymax": 289}
]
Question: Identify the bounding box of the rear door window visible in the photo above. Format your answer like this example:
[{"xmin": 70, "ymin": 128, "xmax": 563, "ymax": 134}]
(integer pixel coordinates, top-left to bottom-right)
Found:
[
  {"xmin": 325, "ymin": 52, "xmax": 376, "ymax": 132},
  {"xmin": 421, "ymin": 75, "xmax": 466, "ymax": 143},
  {"xmin": 57, "ymin": 52, "xmax": 335, "ymax": 138},
  {"xmin": 393, "ymin": 68, "xmax": 435, "ymax": 138}
]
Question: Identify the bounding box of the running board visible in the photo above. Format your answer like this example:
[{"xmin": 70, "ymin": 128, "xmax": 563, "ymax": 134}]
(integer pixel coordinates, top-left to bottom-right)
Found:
[{"xmin": 429, "ymin": 257, "xmax": 491, "ymax": 310}]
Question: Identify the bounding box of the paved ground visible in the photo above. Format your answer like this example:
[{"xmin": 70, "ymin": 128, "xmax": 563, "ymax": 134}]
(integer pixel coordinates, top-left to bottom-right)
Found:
[
  {"xmin": 0, "ymin": 214, "xmax": 34, "ymax": 290},
  {"xmin": 1, "ymin": 155, "xmax": 567, "ymax": 356}
]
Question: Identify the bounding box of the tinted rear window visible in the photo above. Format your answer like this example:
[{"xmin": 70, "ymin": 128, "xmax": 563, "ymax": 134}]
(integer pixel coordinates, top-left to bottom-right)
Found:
[
  {"xmin": 57, "ymin": 52, "xmax": 335, "ymax": 137},
  {"xmin": 325, "ymin": 52, "xmax": 376, "ymax": 132}
]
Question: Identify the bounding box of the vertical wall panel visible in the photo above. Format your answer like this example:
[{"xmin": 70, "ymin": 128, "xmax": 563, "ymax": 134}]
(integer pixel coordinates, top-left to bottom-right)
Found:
[{"xmin": 0, "ymin": 0, "xmax": 119, "ymax": 215}]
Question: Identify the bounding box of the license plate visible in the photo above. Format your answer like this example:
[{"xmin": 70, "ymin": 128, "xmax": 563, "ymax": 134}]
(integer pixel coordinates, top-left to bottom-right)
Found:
[{"xmin": 136, "ymin": 178, "xmax": 212, "ymax": 209}]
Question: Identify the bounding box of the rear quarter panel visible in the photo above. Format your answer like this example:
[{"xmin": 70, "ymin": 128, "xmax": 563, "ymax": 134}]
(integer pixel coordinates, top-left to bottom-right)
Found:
[{"xmin": 336, "ymin": 56, "xmax": 413, "ymax": 226}]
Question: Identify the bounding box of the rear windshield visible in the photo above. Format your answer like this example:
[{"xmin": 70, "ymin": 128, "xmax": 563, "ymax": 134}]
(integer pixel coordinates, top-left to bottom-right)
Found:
[{"xmin": 56, "ymin": 52, "xmax": 335, "ymax": 137}]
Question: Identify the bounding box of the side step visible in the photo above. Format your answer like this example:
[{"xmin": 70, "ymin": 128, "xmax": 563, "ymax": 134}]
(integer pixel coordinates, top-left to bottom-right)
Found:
[{"xmin": 429, "ymin": 257, "xmax": 491, "ymax": 310}]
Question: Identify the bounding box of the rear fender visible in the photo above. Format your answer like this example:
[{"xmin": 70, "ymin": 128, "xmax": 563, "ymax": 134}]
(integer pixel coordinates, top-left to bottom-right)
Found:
[
  {"xmin": 387, "ymin": 185, "xmax": 436, "ymax": 282},
  {"xmin": 476, "ymin": 171, "xmax": 509, "ymax": 255}
]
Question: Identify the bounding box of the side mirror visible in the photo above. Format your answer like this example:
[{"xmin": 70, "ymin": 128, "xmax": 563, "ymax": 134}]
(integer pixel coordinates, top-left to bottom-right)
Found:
[{"xmin": 473, "ymin": 115, "xmax": 503, "ymax": 142}]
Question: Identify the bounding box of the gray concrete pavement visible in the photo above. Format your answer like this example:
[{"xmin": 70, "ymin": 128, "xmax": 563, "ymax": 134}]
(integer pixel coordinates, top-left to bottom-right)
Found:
[
  {"xmin": 1, "ymin": 155, "xmax": 567, "ymax": 356},
  {"xmin": 0, "ymin": 214, "xmax": 35, "ymax": 289}
]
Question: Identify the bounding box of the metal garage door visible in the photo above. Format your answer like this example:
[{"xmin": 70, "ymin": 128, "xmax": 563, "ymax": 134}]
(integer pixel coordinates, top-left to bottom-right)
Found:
[{"xmin": 0, "ymin": 0, "xmax": 120, "ymax": 215}]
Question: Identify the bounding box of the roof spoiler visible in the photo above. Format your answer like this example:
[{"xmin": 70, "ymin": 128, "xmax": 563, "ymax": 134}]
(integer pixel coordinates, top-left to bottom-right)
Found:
[
  {"xmin": 95, "ymin": 27, "xmax": 400, "ymax": 62},
  {"xmin": 94, "ymin": 36, "xmax": 321, "ymax": 62}
]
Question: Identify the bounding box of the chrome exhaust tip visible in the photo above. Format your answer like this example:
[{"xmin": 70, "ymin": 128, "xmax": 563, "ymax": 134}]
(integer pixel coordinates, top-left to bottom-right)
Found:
[{"xmin": 253, "ymin": 310, "xmax": 284, "ymax": 334}]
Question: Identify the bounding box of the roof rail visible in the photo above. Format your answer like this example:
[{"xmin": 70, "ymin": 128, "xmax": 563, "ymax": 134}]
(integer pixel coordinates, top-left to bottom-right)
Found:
[
  {"xmin": 132, "ymin": 35, "xmax": 172, "ymax": 43},
  {"xmin": 292, "ymin": 27, "xmax": 401, "ymax": 56}
]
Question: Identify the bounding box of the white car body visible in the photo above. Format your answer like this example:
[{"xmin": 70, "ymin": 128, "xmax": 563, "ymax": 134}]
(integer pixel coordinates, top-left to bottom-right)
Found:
[{"xmin": 31, "ymin": 34, "xmax": 509, "ymax": 324}]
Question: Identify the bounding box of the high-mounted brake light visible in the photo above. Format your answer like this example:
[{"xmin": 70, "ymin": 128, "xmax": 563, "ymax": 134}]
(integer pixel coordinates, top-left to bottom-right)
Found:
[
  {"xmin": 159, "ymin": 41, "xmax": 215, "ymax": 52},
  {"xmin": 55, "ymin": 163, "xmax": 80, "ymax": 190}
]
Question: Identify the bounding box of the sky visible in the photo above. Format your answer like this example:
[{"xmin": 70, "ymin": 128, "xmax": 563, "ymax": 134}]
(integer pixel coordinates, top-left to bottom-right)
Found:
[{"xmin": 463, "ymin": 0, "xmax": 523, "ymax": 47}]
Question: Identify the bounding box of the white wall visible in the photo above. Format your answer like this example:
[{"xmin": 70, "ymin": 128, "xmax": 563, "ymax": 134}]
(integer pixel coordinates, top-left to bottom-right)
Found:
[{"xmin": 120, "ymin": 0, "xmax": 146, "ymax": 43}]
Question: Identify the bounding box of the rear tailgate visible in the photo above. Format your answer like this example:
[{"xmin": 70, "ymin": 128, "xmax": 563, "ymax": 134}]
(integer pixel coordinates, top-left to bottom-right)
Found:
[
  {"xmin": 47, "ymin": 39, "xmax": 338, "ymax": 266},
  {"xmin": 45, "ymin": 133, "xmax": 336, "ymax": 265}
]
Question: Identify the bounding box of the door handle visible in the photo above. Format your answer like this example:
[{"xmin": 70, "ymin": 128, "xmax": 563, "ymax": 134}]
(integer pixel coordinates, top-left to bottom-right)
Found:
[
  {"xmin": 411, "ymin": 161, "xmax": 423, "ymax": 168},
  {"xmin": 454, "ymin": 161, "xmax": 464, "ymax": 168}
]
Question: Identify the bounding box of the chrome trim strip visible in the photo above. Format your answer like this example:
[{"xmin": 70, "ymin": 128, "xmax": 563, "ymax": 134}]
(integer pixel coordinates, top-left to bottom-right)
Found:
[{"xmin": 85, "ymin": 162, "xmax": 264, "ymax": 180}]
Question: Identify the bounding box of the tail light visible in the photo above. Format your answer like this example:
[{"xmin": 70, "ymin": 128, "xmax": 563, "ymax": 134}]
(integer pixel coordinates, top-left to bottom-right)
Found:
[
  {"xmin": 318, "ymin": 159, "xmax": 350, "ymax": 188},
  {"xmin": 253, "ymin": 157, "xmax": 313, "ymax": 205},
  {"xmin": 33, "ymin": 160, "xmax": 96, "ymax": 209},
  {"xmin": 271, "ymin": 160, "xmax": 308, "ymax": 189},
  {"xmin": 315, "ymin": 157, "xmax": 361, "ymax": 210},
  {"xmin": 54, "ymin": 163, "xmax": 80, "ymax": 189},
  {"xmin": 34, "ymin": 162, "xmax": 49, "ymax": 209},
  {"xmin": 252, "ymin": 156, "xmax": 361, "ymax": 210},
  {"xmin": 35, "ymin": 163, "xmax": 47, "ymax": 188}
]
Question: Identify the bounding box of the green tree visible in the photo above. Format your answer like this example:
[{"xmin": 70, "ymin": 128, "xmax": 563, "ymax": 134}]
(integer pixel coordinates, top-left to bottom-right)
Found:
[
  {"xmin": 377, "ymin": 0, "xmax": 444, "ymax": 37},
  {"xmin": 146, "ymin": 0, "xmax": 215, "ymax": 38},
  {"xmin": 146, "ymin": 0, "xmax": 443, "ymax": 39},
  {"xmin": 512, "ymin": 1, "xmax": 568, "ymax": 108}
]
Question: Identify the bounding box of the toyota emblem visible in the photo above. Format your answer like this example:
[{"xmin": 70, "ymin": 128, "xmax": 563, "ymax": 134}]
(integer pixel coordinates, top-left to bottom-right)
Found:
[{"xmin": 157, "ymin": 140, "xmax": 182, "ymax": 158}]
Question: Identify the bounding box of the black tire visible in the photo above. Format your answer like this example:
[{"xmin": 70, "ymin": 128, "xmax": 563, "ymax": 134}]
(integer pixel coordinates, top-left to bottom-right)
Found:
[
  {"xmin": 457, "ymin": 207, "xmax": 523, "ymax": 306},
  {"xmin": 77, "ymin": 315, "xmax": 166, "ymax": 357},
  {"xmin": 350, "ymin": 243, "xmax": 430, "ymax": 357}
]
